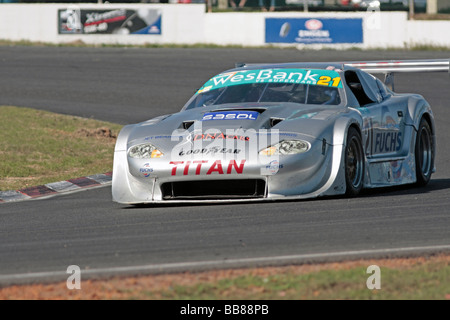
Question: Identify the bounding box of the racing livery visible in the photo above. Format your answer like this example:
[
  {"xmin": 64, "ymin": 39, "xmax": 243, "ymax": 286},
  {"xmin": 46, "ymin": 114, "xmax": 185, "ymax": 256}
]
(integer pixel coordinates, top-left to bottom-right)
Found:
[{"xmin": 112, "ymin": 59, "xmax": 449, "ymax": 204}]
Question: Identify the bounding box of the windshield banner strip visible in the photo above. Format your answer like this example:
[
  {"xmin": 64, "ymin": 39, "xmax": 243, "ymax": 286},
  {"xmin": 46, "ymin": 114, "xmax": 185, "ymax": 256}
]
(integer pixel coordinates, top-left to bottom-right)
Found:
[{"xmin": 196, "ymin": 68, "xmax": 342, "ymax": 94}]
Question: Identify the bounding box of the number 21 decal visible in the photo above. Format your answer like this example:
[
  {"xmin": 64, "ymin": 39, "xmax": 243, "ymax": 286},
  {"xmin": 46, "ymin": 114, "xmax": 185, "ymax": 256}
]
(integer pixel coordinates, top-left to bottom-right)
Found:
[{"xmin": 317, "ymin": 76, "xmax": 341, "ymax": 87}]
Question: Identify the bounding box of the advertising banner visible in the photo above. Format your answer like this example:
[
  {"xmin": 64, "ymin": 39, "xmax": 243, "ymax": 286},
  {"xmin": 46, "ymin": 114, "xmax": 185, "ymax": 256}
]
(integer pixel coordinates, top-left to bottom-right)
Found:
[
  {"xmin": 265, "ymin": 18, "xmax": 363, "ymax": 44},
  {"xmin": 58, "ymin": 7, "xmax": 162, "ymax": 35}
]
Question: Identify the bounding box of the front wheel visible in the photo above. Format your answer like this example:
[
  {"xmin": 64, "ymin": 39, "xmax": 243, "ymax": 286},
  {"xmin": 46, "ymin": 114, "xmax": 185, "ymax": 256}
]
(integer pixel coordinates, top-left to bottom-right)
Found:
[
  {"xmin": 415, "ymin": 118, "xmax": 434, "ymax": 186},
  {"xmin": 345, "ymin": 127, "xmax": 365, "ymax": 196}
]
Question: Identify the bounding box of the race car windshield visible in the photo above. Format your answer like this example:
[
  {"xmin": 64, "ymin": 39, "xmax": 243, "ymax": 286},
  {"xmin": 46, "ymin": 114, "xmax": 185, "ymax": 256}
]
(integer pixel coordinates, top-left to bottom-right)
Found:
[
  {"xmin": 184, "ymin": 68, "xmax": 343, "ymax": 110},
  {"xmin": 185, "ymin": 82, "xmax": 341, "ymax": 110}
]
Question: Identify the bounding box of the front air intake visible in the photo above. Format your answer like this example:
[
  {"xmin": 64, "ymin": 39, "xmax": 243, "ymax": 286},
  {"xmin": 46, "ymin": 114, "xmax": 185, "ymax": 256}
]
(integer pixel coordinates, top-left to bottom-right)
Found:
[{"xmin": 161, "ymin": 179, "xmax": 266, "ymax": 200}]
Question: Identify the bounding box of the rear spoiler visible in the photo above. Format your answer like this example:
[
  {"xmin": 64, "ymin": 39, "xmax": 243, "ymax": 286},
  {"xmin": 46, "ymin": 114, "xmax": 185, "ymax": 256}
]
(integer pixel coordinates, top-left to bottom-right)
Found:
[{"xmin": 344, "ymin": 59, "xmax": 449, "ymax": 91}]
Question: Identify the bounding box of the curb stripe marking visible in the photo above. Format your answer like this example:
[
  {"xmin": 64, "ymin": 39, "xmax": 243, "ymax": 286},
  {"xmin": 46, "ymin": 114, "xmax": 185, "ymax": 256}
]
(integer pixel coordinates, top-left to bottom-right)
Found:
[
  {"xmin": 19, "ymin": 185, "xmax": 57, "ymax": 198},
  {"xmin": 46, "ymin": 181, "xmax": 81, "ymax": 193},
  {"xmin": 67, "ymin": 177, "xmax": 101, "ymax": 188},
  {"xmin": 0, "ymin": 172, "xmax": 112, "ymax": 203},
  {"xmin": 0, "ymin": 191, "xmax": 31, "ymax": 202}
]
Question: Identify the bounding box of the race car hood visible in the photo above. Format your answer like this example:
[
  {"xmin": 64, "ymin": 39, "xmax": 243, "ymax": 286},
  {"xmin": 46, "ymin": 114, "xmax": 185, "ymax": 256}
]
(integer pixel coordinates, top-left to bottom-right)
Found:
[{"xmin": 126, "ymin": 103, "xmax": 346, "ymax": 148}]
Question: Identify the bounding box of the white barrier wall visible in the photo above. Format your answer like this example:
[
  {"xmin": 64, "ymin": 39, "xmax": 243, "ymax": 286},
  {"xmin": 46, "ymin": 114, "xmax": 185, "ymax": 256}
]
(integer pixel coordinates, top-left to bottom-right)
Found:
[
  {"xmin": 0, "ymin": 4, "xmax": 206, "ymax": 45},
  {"xmin": 0, "ymin": 4, "xmax": 449, "ymax": 49},
  {"xmin": 406, "ymin": 20, "xmax": 450, "ymax": 47},
  {"xmin": 204, "ymin": 11, "xmax": 409, "ymax": 49},
  {"xmin": 204, "ymin": 13, "xmax": 266, "ymax": 47}
]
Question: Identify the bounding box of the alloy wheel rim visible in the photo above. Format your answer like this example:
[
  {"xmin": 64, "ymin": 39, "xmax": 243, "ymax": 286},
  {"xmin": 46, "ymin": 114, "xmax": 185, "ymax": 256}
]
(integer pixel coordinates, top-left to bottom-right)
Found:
[
  {"xmin": 347, "ymin": 137, "xmax": 363, "ymax": 187},
  {"xmin": 419, "ymin": 126, "xmax": 432, "ymax": 177}
]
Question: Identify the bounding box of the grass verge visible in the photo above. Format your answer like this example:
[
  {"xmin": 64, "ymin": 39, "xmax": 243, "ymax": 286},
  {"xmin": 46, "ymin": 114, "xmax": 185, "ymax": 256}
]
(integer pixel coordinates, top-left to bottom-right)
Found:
[
  {"xmin": 0, "ymin": 106, "xmax": 122, "ymax": 191},
  {"xmin": 0, "ymin": 254, "xmax": 448, "ymax": 300}
]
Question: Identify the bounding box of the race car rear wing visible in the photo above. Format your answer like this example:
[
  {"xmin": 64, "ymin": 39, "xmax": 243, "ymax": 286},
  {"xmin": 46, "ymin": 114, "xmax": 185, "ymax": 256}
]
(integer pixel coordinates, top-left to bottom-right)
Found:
[{"xmin": 344, "ymin": 59, "xmax": 449, "ymax": 91}]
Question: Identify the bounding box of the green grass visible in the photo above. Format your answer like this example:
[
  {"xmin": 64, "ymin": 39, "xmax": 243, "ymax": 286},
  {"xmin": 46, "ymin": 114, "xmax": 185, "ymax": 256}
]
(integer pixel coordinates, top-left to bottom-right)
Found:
[
  {"xmin": 0, "ymin": 106, "xmax": 122, "ymax": 191},
  {"xmin": 2, "ymin": 255, "xmax": 447, "ymax": 299},
  {"xmin": 161, "ymin": 267, "xmax": 444, "ymax": 300},
  {"xmin": 143, "ymin": 261, "xmax": 449, "ymax": 300},
  {"xmin": 66, "ymin": 255, "xmax": 448, "ymax": 300}
]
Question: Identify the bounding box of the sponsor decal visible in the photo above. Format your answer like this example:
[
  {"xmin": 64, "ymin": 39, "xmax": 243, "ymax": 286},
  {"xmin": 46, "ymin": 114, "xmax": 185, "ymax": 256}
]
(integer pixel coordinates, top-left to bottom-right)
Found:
[
  {"xmin": 58, "ymin": 6, "xmax": 82, "ymax": 34},
  {"xmin": 374, "ymin": 131, "xmax": 402, "ymax": 154},
  {"xmin": 58, "ymin": 8, "xmax": 162, "ymax": 35},
  {"xmin": 190, "ymin": 132, "xmax": 251, "ymax": 142},
  {"xmin": 169, "ymin": 160, "xmax": 246, "ymax": 176},
  {"xmin": 298, "ymin": 18, "xmax": 330, "ymax": 41},
  {"xmin": 391, "ymin": 160, "xmax": 403, "ymax": 180},
  {"xmin": 144, "ymin": 135, "xmax": 184, "ymax": 141},
  {"xmin": 197, "ymin": 85, "xmax": 213, "ymax": 94},
  {"xmin": 202, "ymin": 111, "xmax": 259, "ymax": 121},
  {"xmin": 196, "ymin": 68, "xmax": 342, "ymax": 94},
  {"xmin": 381, "ymin": 106, "xmax": 400, "ymax": 128},
  {"xmin": 179, "ymin": 147, "xmax": 241, "ymax": 156},
  {"xmin": 139, "ymin": 163, "xmax": 154, "ymax": 177},
  {"xmin": 170, "ymin": 127, "xmax": 281, "ymax": 164},
  {"xmin": 305, "ymin": 19, "xmax": 323, "ymax": 30},
  {"xmin": 264, "ymin": 160, "xmax": 284, "ymax": 175},
  {"xmin": 256, "ymin": 132, "xmax": 298, "ymax": 138},
  {"xmin": 265, "ymin": 18, "xmax": 363, "ymax": 44}
]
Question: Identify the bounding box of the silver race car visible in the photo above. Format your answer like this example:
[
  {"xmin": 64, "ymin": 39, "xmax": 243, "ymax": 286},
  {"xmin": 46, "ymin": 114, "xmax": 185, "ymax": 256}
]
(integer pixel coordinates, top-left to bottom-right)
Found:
[{"xmin": 112, "ymin": 59, "xmax": 449, "ymax": 204}]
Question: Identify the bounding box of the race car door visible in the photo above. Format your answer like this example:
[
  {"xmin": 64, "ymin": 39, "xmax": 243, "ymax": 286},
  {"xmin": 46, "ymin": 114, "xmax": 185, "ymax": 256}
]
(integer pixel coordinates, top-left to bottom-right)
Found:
[{"xmin": 345, "ymin": 69, "xmax": 410, "ymax": 185}]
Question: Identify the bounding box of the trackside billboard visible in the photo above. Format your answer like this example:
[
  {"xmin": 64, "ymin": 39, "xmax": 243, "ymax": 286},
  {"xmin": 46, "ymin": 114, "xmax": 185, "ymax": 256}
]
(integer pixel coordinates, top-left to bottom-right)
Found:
[
  {"xmin": 58, "ymin": 7, "xmax": 162, "ymax": 35},
  {"xmin": 265, "ymin": 18, "xmax": 363, "ymax": 44}
]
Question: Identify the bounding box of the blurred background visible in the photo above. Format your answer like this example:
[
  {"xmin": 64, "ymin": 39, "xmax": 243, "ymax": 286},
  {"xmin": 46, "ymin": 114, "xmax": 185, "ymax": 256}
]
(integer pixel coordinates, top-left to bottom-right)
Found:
[{"xmin": 2, "ymin": 0, "xmax": 449, "ymax": 15}]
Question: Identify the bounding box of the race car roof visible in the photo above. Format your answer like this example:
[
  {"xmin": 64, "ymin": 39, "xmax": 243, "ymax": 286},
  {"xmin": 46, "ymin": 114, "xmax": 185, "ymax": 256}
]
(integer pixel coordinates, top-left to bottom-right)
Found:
[{"xmin": 233, "ymin": 62, "xmax": 346, "ymax": 71}]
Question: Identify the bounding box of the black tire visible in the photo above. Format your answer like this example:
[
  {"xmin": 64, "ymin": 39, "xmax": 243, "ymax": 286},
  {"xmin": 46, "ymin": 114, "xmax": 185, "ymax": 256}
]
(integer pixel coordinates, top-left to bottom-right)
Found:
[
  {"xmin": 345, "ymin": 127, "xmax": 365, "ymax": 196},
  {"xmin": 415, "ymin": 118, "xmax": 434, "ymax": 187}
]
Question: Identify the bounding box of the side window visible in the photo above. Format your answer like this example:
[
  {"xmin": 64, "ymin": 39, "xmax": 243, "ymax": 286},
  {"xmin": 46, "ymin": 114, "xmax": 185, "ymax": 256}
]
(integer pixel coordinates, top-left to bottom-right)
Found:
[
  {"xmin": 344, "ymin": 71, "xmax": 374, "ymax": 107},
  {"xmin": 306, "ymin": 86, "xmax": 341, "ymax": 105}
]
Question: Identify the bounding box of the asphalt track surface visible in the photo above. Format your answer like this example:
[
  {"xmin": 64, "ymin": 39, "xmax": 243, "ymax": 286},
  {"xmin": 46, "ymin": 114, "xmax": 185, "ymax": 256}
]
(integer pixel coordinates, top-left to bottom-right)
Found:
[{"xmin": 0, "ymin": 47, "xmax": 449, "ymax": 286}]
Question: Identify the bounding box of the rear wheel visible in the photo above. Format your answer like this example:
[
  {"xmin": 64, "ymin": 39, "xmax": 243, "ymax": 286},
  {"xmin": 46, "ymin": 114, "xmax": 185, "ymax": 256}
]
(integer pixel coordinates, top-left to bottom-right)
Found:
[
  {"xmin": 415, "ymin": 118, "xmax": 434, "ymax": 186},
  {"xmin": 345, "ymin": 127, "xmax": 364, "ymax": 196}
]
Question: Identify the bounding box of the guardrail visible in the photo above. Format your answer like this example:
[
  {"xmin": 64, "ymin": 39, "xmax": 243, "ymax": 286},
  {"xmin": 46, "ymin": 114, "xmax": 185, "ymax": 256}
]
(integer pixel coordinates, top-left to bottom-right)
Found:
[
  {"xmin": 346, "ymin": 59, "xmax": 450, "ymax": 73},
  {"xmin": 345, "ymin": 59, "xmax": 450, "ymax": 90}
]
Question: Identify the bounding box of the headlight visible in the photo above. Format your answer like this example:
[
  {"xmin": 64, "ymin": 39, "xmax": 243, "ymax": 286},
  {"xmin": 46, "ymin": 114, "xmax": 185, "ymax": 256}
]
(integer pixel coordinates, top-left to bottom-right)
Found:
[
  {"xmin": 128, "ymin": 144, "xmax": 164, "ymax": 159},
  {"xmin": 259, "ymin": 140, "xmax": 310, "ymax": 156}
]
